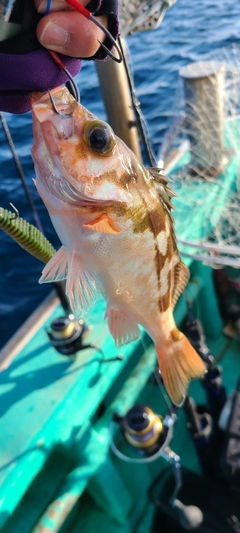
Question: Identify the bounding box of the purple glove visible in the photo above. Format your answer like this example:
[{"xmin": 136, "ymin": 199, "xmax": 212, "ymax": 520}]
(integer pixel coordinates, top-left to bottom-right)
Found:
[
  {"xmin": 0, "ymin": 0, "xmax": 119, "ymax": 114},
  {"xmin": 0, "ymin": 50, "xmax": 81, "ymax": 114}
]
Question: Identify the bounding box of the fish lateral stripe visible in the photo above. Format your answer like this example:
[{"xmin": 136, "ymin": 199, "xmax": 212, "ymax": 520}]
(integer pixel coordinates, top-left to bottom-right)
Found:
[
  {"xmin": 155, "ymin": 233, "xmax": 177, "ymax": 312},
  {"xmin": 148, "ymin": 208, "xmax": 167, "ymax": 236},
  {"xmin": 131, "ymin": 196, "xmax": 171, "ymax": 310}
]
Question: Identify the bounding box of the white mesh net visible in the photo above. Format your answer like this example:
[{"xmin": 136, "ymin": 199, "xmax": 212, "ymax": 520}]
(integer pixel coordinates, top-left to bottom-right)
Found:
[{"xmin": 158, "ymin": 47, "xmax": 240, "ymax": 268}]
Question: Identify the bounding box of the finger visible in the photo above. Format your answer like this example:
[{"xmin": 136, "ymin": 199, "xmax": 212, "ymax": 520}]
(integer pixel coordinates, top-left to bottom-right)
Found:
[{"xmin": 36, "ymin": 12, "xmax": 108, "ymax": 57}]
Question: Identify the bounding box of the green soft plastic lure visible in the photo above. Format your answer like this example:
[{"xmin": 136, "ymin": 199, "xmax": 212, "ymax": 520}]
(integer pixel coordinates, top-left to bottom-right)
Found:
[{"xmin": 0, "ymin": 207, "xmax": 55, "ymax": 264}]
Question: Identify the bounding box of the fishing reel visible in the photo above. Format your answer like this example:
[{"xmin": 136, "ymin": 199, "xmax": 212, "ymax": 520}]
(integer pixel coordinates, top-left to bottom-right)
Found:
[
  {"xmin": 46, "ymin": 315, "xmax": 124, "ymax": 364},
  {"xmin": 111, "ymin": 404, "xmax": 203, "ymax": 530},
  {"xmin": 113, "ymin": 405, "xmax": 166, "ymax": 457},
  {"xmin": 111, "ymin": 404, "xmax": 173, "ymax": 461},
  {"xmin": 46, "ymin": 316, "xmax": 91, "ymax": 356}
]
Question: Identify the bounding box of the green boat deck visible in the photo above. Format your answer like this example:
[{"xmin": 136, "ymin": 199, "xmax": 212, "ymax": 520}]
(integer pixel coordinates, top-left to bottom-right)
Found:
[{"xmin": 0, "ymin": 259, "xmax": 239, "ymax": 533}]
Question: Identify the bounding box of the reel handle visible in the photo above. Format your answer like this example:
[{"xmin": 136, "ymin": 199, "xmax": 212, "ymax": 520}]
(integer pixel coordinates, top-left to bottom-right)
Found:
[{"xmin": 172, "ymin": 499, "xmax": 203, "ymax": 530}]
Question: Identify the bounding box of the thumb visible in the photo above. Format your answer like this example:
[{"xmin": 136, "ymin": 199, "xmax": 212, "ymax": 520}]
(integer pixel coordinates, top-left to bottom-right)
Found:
[{"xmin": 36, "ymin": 11, "xmax": 107, "ymax": 58}]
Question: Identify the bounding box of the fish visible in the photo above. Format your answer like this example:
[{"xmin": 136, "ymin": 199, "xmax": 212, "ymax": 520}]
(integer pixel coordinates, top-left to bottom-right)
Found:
[{"xmin": 31, "ymin": 86, "xmax": 206, "ymax": 406}]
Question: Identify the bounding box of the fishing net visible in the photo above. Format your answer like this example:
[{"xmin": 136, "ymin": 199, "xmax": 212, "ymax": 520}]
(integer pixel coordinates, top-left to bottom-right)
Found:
[
  {"xmin": 119, "ymin": 0, "xmax": 176, "ymax": 36},
  {"xmin": 158, "ymin": 47, "xmax": 240, "ymax": 270}
]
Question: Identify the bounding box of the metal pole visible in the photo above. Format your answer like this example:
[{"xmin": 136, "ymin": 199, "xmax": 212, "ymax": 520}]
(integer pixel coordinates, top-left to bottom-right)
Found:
[{"xmin": 180, "ymin": 61, "xmax": 226, "ymax": 175}]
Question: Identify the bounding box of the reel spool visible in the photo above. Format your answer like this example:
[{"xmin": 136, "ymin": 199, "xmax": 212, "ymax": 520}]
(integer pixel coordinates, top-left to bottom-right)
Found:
[
  {"xmin": 111, "ymin": 404, "xmax": 175, "ymax": 463},
  {"xmin": 46, "ymin": 316, "xmax": 90, "ymax": 355},
  {"xmin": 116, "ymin": 404, "xmax": 165, "ymax": 456}
]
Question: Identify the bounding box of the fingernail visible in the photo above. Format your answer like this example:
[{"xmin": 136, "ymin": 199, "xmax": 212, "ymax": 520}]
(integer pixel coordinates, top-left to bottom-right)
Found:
[{"xmin": 39, "ymin": 21, "xmax": 69, "ymax": 48}]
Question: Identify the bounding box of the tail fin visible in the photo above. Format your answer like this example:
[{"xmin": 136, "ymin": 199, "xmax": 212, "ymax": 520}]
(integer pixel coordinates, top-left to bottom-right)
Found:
[{"xmin": 156, "ymin": 331, "xmax": 206, "ymax": 406}]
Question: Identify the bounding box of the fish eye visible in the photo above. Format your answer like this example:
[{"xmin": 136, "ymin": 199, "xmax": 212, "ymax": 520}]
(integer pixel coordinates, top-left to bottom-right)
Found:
[{"xmin": 83, "ymin": 120, "xmax": 116, "ymax": 155}]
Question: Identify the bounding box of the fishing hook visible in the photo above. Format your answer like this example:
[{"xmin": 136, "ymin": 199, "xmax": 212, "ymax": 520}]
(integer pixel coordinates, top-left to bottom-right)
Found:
[
  {"xmin": 48, "ymin": 51, "xmax": 80, "ymax": 103},
  {"xmin": 9, "ymin": 203, "xmax": 19, "ymax": 219},
  {"xmin": 48, "ymin": 90, "xmax": 75, "ymax": 118},
  {"xmin": 46, "ymin": 0, "xmax": 121, "ymax": 108},
  {"xmin": 65, "ymin": 0, "xmax": 122, "ymax": 63}
]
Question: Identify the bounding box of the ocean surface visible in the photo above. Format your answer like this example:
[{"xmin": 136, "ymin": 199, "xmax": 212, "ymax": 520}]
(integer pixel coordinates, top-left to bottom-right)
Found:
[{"xmin": 1, "ymin": 0, "xmax": 240, "ymax": 348}]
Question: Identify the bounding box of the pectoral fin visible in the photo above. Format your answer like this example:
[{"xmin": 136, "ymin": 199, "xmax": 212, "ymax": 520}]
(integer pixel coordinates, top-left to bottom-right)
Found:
[
  {"xmin": 83, "ymin": 214, "xmax": 123, "ymax": 234},
  {"xmin": 39, "ymin": 246, "xmax": 68, "ymax": 283},
  {"xmin": 106, "ymin": 306, "xmax": 141, "ymax": 347},
  {"xmin": 66, "ymin": 251, "xmax": 99, "ymax": 317}
]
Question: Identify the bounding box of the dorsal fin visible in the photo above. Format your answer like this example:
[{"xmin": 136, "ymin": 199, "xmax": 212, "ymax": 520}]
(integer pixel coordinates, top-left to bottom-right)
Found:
[
  {"xmin": 148, "ymin": 167, "xmax": 170, "ymax": 182},
  {"xmin": 148, "ymin": 167, "xmax": 177, "ymax": 211}
]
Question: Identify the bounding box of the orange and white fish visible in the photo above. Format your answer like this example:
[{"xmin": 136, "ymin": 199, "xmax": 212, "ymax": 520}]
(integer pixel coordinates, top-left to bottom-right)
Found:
[{"xmin": 31, "ymin": 86, "xmax": 205, "ymax": 406}]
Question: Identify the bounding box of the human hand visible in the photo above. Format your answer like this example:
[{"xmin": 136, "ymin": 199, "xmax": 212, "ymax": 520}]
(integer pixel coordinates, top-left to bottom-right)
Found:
[{"xmin": 34, "ymin": 0, "xmax": 108, "ymax": 58}]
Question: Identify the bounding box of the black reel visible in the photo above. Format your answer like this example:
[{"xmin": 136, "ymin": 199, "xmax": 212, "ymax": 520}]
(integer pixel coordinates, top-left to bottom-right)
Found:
[
  {"xmin": 114, "ymin": 404, "xmax": 166, "ymax": 456},
  {"xmin": 46, "ymin": 316, "xmax": 90, "ymax": 356}
]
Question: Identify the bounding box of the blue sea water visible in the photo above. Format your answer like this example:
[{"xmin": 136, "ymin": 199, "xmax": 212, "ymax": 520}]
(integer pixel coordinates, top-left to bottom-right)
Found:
[{"xmin": 1, "ymin": 0, "xmax": 240, "ymax": 348}]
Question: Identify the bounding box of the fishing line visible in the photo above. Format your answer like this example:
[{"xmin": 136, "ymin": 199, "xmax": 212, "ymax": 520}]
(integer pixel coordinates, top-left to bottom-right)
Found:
[
  {"xmin": 153, "ymin": 365, "xmax": 175, "ymax": 415},
  {"xmin": 48, "ymin": 51, "xmax": 80, "ymax": 104},
  {"xmin": 117, "ymin": 37, "xmax": 157, "ymax": 167},
  {"xmin": 0, "ymin": 112, "xmax": 44, "ymax": 233},
  {"xmin": 184, "ymin": 287, "xmax": 201, "ymax": 327},
  {"xmin": 43, "ymin": 0, "xmax": 80, "ymax": 102},
  {"xmin": 139, "ymin": 334, "xmax": 175, "ymax": 414},
  {"xmin": 44, "ymin": 0, "xmax": 52, "ymax": 15},
  {"xmin": 65, "ymin": 0, "xmax": 122, "ymax": 63},
  {"xmin": 0, "ymin": 116, "xmax": 72, "ymax": 315},
  {"xmin": 44, "ymin": 0, "xmax": 123, "ymax": 63}
]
